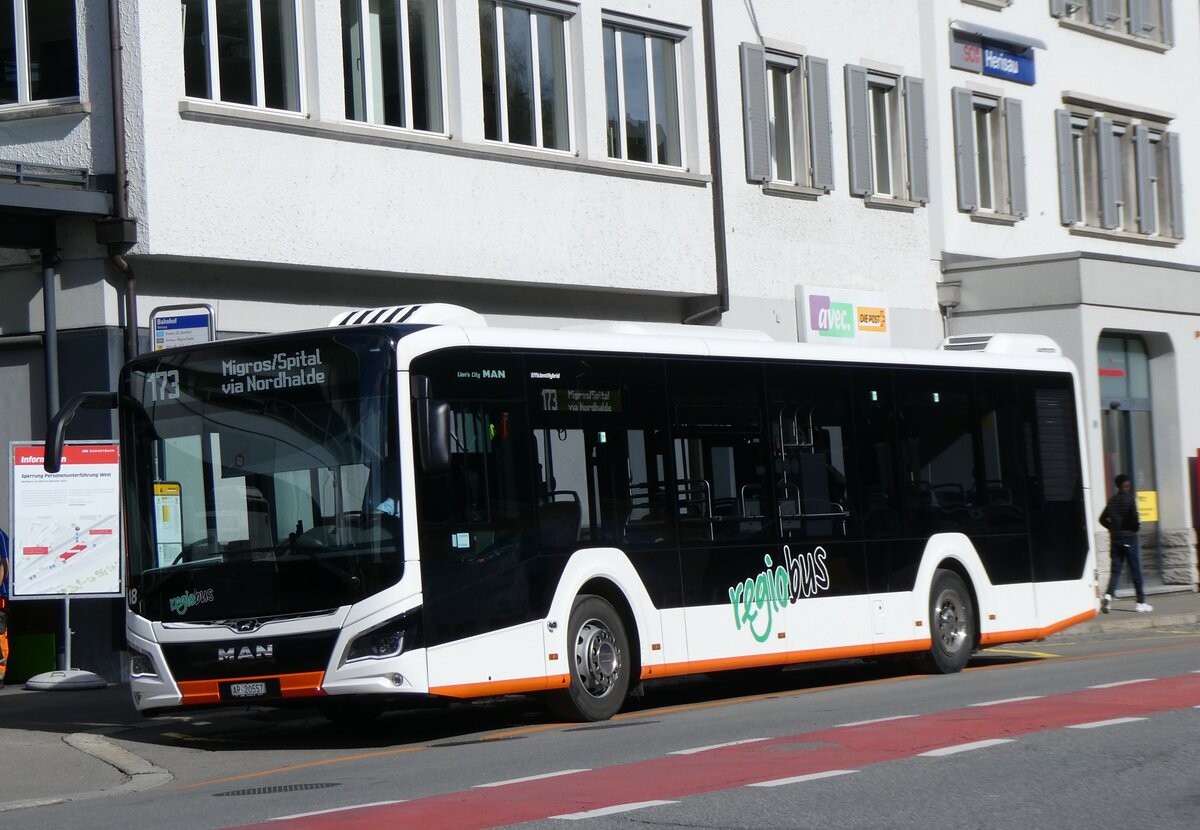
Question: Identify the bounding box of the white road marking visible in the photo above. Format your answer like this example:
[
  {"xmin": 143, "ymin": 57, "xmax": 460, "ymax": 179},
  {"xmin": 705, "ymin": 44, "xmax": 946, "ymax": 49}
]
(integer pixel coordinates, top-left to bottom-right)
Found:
[
  {"xmin": 748, "ymin": 770, "xmax": 858, "ymax": 788},
  {"xmin": 271, "ymin": 801, "xmax": 406, "ymax": 821},
  {"xmin": 1068, "ymin": 717, "xmax": 1148, "ymax": 730},
  {"xmin": 1088, "ymin": 679, "xmax": 1154, "ymax": 689},
  {"xmin": 834, "ymin": 714, "xmax": 918, "ymax": 728},
  {"xmin": 670, "ymin": 738, "xmax": 769, "ymax": 755},
  {"xmin": 968, "ymin": 695, "xmax": 1044, "ymax": 708},
  {"xmin": 553, "ymin": 801, "xmax": 678, "ymax": 820},
  {"xmin": 474, "ymin": 769, "xmax": 590, "ymax": 788},
  {"xmin": 920, "ymin": 738, "xmax": 1014, "ymax": 757}
]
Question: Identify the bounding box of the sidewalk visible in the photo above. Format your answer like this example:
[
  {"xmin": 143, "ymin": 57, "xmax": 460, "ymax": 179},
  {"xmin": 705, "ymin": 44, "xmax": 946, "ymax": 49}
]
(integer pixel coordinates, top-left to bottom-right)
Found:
[{"xmin": 0, "ymin": 589, "xmax": 1197, "ymax": 812}]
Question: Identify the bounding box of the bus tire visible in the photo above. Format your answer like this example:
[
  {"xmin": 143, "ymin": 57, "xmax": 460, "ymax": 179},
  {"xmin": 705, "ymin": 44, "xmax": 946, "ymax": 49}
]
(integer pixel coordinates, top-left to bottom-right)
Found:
[
  {"xmin": 925, "ymin": 569, "xmax": 974, "ymax": 674},
  {"xmin": 547, "ymin": 594, "xmax": 631, "ymax": 722}
]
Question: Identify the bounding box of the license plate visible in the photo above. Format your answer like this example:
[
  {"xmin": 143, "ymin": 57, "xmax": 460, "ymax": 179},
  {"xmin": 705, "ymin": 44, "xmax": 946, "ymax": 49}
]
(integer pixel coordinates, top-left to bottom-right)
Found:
[{"xmin": 219, "ymin": 678, "xmax": 281, "ymax": 701}]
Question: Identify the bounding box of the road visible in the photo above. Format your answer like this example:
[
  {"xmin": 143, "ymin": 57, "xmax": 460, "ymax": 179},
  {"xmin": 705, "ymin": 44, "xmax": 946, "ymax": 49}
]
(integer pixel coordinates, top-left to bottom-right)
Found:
[{"xmin": 4, "ymin": 624, "xmax": 1199, "ymax": 830}]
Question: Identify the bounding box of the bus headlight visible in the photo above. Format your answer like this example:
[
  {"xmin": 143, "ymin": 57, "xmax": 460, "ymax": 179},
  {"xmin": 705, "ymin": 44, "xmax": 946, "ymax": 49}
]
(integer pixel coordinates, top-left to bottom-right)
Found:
[
  {"xmin": 129, "ymin": 645, "xmax": 159, "ymax": 679},
  {"xmin": 345, "ymin": 611, "xmax": 421, "ymax": 663}
]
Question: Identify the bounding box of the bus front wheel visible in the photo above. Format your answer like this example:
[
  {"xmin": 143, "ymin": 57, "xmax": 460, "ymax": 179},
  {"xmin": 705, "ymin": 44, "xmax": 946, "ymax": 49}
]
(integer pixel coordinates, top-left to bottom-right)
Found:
[
  {"xmin": 547, "ymin": 595, "xmax": 631, "ymax": 722},
  {"xmin": 924, "ymin": 569, "xmax": 975, "ymax": 674}
]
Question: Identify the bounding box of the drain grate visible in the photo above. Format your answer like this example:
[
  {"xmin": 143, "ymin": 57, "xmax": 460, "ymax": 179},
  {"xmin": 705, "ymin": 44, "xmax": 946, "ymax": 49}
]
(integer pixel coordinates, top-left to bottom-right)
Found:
[
  {"xmin": 214, "ymin": 782, "xmax": 341, "ymax": 797},
  {"xmin": 565, "ymin": 720, "xmax": 658, "ymax": 732},
  {"xmin": 436, "ymin": 736, "xmax": 523, "ymax": 748}
]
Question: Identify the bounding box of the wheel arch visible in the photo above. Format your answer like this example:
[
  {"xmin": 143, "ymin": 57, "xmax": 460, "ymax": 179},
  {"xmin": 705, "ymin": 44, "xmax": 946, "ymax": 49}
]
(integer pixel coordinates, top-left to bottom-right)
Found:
[{"xmin": 577, "ymin": 577, "xmax": 642, "ymax": 686}]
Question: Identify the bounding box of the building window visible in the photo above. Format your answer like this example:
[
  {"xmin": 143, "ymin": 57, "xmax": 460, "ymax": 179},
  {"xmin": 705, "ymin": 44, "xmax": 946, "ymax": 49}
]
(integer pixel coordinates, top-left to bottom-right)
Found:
[
  {"xmin": 182, "ymin": 0, "xmax": 303, "ymax": 112},
  {"xmin": 0, "ymin": 0, "xmax": 79, "ymax": 106},
  {"xmin": 951, "ymin": 89, "xmax": 1026, "ymax": 217},
  {"xmin": 603, "ymin": 17, "xmax": 684, "ymax": 167},
  {"xmin": 1052, "ymin": 0, "xmax": 1174, "ymax": 47},
  {"xmin": 342, "ymin": 0, "xmax": 443, "ymax": 132},
  {"xmin": 738, "ymin": 43, "xmax": 833, "ymax": 191},
  {"xmin": 844, "ymin": 65, "xmax": 928, "ymax": 203},
  {"xmin": 1056, "ymin": 107, "xmax": 1184, "ymax": 238},
  {"xmin": 479, "ymin": 0, "xmax": 573, "ymax": 151}
]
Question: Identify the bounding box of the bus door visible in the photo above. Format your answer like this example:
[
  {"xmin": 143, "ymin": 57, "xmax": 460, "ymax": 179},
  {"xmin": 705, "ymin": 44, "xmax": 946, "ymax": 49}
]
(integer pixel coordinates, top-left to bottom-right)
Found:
[
  {"xmin": 410, "ymin": 352, "xmax": 539, "ymax": 654},
  {"xmin": 669, "ymin": 360, "xmax": 786, "ymax": 667},
  {"xmin": 766, "ymin": 364, "xmax": 870, "ymax": 655}
]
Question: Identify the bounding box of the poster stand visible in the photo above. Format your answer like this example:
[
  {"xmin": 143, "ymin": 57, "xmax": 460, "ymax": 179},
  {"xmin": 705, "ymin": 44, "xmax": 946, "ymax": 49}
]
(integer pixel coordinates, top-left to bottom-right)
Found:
[{"xmin": 10, "ymin": 441, "xmax": 122, "ymax": 691}]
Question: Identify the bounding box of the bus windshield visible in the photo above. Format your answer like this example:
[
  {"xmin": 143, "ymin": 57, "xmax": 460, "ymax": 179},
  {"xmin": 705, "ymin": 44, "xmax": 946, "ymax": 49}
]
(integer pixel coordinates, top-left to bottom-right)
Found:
[{"xmin": 121, "ymin": 331, "xmax": 402, "ymax": 623}]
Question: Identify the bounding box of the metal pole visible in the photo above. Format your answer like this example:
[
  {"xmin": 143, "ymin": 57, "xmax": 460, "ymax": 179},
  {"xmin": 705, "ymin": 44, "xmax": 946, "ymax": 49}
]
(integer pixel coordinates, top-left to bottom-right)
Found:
[
  {"xmin": 64, "ymin": 594, "xmax": 72, "ymax": 671},
  {"xmin": 42, "ymin": 251, "xmax": 60, "ymax": 417}
]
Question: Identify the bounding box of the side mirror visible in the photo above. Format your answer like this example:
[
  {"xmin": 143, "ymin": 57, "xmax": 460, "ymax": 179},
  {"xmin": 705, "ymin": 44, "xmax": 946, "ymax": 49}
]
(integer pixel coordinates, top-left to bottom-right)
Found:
[
  {"xmin": 44, "ymin": 391, "xmax": 118, "ymax": 473},
  {"xmin": 411, "ymin": 376, "xmax": 450, "ymax": 473}
]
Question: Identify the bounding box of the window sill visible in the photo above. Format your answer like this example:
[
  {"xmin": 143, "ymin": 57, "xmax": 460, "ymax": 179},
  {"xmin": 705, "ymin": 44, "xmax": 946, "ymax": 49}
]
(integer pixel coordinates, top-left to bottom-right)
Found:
[
  {"xmin": 863, "ymin": 194, "xmax": 922, "ymax": 212},
  {"xmin": 762, "ymin": 181, "xmax": 826, "ymax": 201},
  {"xmin": 1057, "ymin": 20, "xmax": 1171, "ymax": 52},
  {"xmin": 962, "ymin": 0, "xmax": 1010, "ymax": 10},
  {"xmin": 1068, "ymin": 225, "xmax": 1182, "ymax": 247},
  {"xmin": 178, "ymin": 99, "xmax": 711, "ymax": 188},
  {"xmin": 0, "ymin": 100, "xmax": 91, "ymax": 123},
  {"xmin": 969, "ymin": 211, "xmax": 1022, "ymax": 226}
]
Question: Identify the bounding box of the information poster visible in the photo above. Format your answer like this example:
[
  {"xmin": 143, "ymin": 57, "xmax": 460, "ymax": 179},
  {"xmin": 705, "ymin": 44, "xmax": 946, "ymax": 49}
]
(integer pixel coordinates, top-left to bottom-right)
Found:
[
  {"xmin": 153, "ymin": 482, "xmax": 183, "ymax": 566},
  {"xmin": 9, "ymin": 442, "xmax": 123, "ymax": 599}
]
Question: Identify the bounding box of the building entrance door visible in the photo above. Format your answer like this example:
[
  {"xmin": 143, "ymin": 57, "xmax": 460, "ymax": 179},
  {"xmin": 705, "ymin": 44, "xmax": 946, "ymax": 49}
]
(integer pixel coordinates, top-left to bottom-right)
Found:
[{"xmin": 1098, "ymin": 334, "xmax": 1161, "ymax": 588}]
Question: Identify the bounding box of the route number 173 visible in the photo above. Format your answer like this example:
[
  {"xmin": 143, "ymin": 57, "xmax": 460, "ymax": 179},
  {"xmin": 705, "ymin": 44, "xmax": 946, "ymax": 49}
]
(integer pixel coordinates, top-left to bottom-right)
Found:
[{"xmin": 147, "ymin": 370, "xmax": 181, "ymax": 401}]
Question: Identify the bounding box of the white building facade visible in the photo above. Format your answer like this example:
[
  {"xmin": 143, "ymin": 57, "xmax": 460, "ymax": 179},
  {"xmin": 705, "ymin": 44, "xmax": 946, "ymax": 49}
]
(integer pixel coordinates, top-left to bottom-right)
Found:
[{"xmin": 1, "ymin": 0, "xmax": 1196, "ymax": 677}]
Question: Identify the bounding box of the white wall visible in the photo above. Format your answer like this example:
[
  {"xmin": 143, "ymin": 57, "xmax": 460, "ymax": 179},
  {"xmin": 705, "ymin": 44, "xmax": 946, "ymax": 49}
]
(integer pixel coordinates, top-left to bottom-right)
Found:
[{"xmin": 124, "ymin": 0, "xmax": 717, "ymax": 300}]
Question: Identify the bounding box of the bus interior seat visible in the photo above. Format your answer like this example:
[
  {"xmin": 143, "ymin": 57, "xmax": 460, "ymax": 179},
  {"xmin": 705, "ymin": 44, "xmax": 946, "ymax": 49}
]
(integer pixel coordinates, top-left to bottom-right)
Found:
[{"xmin": 539, "ymin": 491, "xmax": 582, "ymax": 548}]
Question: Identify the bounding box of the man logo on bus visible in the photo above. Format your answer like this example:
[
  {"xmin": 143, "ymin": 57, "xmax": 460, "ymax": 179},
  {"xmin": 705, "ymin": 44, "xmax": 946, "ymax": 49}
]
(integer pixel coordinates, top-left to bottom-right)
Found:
[
  {"xmin": 728, "ymin": 547, "xmax": 831, "ymax": 642},
  {"xmin": 809, "ymin": 295, "xmax": 855, "ymax": 339}
]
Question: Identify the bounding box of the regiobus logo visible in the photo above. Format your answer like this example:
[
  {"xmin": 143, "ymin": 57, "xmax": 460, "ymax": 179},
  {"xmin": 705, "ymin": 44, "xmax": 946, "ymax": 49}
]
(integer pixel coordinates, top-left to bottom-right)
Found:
[{"xmin": 808, "ymin": 294, "xmax": 855, "ymax": 338}]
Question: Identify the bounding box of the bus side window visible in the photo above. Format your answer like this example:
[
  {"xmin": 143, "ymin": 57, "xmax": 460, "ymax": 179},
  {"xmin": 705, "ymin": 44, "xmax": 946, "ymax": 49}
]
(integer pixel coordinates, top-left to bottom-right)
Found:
[
  {"xmin": 670, "ymin": 401, "xmax": 771, "ymax": 544},
  {"xmin": 768, "ymin": 365, "xmax": 854, "ymax": 541}
]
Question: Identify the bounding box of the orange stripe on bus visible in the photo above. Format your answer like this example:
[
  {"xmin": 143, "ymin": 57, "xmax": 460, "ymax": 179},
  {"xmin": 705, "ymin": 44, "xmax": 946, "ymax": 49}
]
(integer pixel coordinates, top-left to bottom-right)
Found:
[
  {"xmin": 430, "ymin": 673, "xmax": 571, "ymax": 699},
  {"xmin": 640, "ymin": 638, "xmax": 932, "ymax": 680},
  {"xmin": 978, "ymin": 608, "xmax": 1097, "ymax": 646},
  {"xmin": 177, "ymin": 671, "xmax": 326, "ymax": 705}
]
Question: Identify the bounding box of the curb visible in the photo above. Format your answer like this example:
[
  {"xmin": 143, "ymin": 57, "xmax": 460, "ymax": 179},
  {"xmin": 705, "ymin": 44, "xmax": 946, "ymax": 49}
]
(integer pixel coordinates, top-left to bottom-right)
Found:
[
  {"xmin": 0, "ymin": 733, "xmax": 172, "ymax": 813},
  {"xmin": 1078, "ymin": 611, "xmax": 1200, "ymax": 636}
]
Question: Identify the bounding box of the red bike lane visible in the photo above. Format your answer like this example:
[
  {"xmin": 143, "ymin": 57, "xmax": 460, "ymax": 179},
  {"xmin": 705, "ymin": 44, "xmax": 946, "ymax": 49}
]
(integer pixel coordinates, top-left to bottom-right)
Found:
[{"xmin": 233, "ymin": 672, "xmax": 1200, "ymax": 830}]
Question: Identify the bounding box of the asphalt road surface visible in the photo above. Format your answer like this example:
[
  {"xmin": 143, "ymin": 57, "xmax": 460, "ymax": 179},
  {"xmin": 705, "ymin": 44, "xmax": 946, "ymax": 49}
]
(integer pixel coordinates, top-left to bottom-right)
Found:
[{"xmin": 4, "ymin": 624, "xmax": 1198, "ymax": 830}]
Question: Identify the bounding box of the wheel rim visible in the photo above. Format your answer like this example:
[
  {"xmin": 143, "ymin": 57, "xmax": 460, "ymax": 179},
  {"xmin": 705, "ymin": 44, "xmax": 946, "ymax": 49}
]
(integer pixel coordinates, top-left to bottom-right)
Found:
[
  {"xmin": 571, "ymin": 617, "xmax": 621, "ymax": 699},
  {"xmin": 935, "ymin": 591, "xmax": 968, "ymax": 654}
]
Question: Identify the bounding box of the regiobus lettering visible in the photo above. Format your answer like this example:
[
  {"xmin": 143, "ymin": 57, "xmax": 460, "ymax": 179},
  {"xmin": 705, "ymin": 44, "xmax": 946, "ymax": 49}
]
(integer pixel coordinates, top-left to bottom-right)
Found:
[{"xmin": 728, "ymin": 547, "xmax": 832, "ymax": 642}]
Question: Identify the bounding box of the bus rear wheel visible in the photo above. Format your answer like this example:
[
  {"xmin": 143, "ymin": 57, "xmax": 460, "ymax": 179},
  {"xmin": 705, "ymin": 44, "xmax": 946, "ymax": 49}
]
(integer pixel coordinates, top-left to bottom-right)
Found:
[
  {"xmin": 924, "ymin": 569, "xmax": 974, "ymax": 674},
  {"xmin": 547, "ymin": 595, "xmax": 631, "ymax": 722}
]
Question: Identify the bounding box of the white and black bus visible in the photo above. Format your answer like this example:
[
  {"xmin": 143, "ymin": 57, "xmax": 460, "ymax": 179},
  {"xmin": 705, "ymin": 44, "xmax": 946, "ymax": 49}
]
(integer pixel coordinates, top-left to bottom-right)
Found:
[{"xmin": 48, "ymin": 305, "xmax": 1096, "ymax": 720}]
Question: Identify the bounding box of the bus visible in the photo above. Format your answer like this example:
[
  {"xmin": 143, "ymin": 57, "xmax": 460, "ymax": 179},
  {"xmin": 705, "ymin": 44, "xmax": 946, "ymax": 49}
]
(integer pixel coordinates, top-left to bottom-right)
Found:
[{"xmin": 47, "ymin": 304, "xmax": 1097, "ymax": 721}]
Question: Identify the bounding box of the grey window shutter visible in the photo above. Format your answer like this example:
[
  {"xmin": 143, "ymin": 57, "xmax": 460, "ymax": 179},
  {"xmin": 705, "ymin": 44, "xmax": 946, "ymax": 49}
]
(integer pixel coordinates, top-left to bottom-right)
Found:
[
  {"xmin": 1129, "ymin": 0, "xmax": 1147, "ymax": 35},
  {"xmin": 1088, "ymin": 0, "xmax": 1109, "ymax": 25},
  {"xmin": 844, "ymin": 64, "xmax": 871, "ymax": 196},
  {"xmin": 806, "ymin": 56, "xmax": 834, "ymax": 192},
  {"xmin": 1161, "ymin": 0, "xmax": 1174, "ymax": 44},
  {"xmin": 1165, "ymin": 131, "xmax": 1184, "ymax": 238},
  {"xmin": 904, "ymin": 77, "xmax": 929, "ymax": 204},
  {"xmin": 1133, "ymin": 125, "xmax": 1156, "ymax": 234},
  {"xmin": 1056, "ymin": 109, "xmax": 1080, "ymax": 225},
  {"xmin": 740, "ymin": 43, "xmax": 770, "ymax": 183},
  {"xmin": 952, "ymin": 88, "xmax": 977, "ymax": 212},
  {"xmin": 1005, "ymin": 99, "xmax": 1027, "ymax": 218},
  {"xmin": 1049, "ymin": 0, "xmax": 1067, "ymax": 17},
  {"xmin": 1095, "ymin": 115, "xmax": 1119, "ymax": 229}
]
